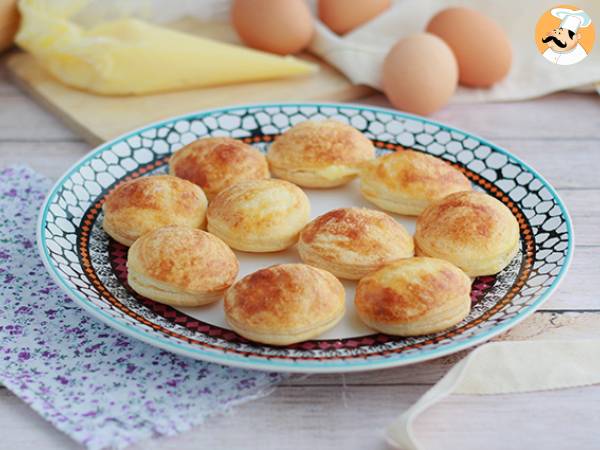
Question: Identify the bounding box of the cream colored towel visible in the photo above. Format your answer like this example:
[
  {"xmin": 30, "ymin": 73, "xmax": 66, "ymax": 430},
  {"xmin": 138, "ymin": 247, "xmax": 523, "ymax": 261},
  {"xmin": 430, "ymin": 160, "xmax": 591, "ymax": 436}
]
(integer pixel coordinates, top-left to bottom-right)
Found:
[
  {"xmin": 387, "ymin": 340, "xmax": 600, "ymax": 450},
  {"xmin": 309, "ymin": 0, "xmax": 600, "ymax": 102}
]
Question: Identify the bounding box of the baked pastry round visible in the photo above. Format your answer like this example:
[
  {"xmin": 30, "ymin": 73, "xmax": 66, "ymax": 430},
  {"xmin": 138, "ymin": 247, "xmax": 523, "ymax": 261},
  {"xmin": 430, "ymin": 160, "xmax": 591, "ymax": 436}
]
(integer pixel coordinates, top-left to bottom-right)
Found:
[
  {"xmin": 298, "ymin": 207, "xmax": 414, "ymax": 280},
  {"xmin": 169, "ymin": 137, "xmax": 270, "ymax": 200},
  {"xmin": 415, "ymin": 191, "xmax": 520, "ymax": 277},
  {"xmin": 102, "ymin": 175, "xmax": 208, "ymax": 246},
  {"xmin": 355, "ymin": 257, "xmax": 472, "ymax": 336},
  {"xmin": 224, "ymin": 263, "xmax": 346, "ymax": 345},
  {"xmin": 207, "ymin": 179, "xmax": 310, "ymax": 252},
  {"xmin": 128, "ymin": 226, "xmax": 239, "ymax": 306},
  {"xmin": 267, "ymin": 119, "xmax": 375, "ymax": 188},
  {"xmin": 360, "ymin": 150, "xmax": 472, "ymax": 215}
]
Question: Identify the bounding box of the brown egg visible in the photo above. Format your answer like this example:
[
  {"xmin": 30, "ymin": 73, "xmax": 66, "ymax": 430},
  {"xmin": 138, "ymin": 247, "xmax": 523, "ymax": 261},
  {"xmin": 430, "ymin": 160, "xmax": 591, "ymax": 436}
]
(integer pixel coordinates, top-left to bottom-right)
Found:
[
  {"xmin": 426, "ymin": 7, "xmax": 512, "ymax": 87},
  {"xmin": 318, "ymin": 0, "xmax": 390, "ymax": 35},
  {"xmin": 0, "ymin": 0, "xmax": 19, "ymax": 53},
  {"xmin": 382, "ymin": 33, "xmax": 458, "ymax": 116},
  {"xmin": 231, "ymin": 0, "xmax": 313, "ymax": 55}
]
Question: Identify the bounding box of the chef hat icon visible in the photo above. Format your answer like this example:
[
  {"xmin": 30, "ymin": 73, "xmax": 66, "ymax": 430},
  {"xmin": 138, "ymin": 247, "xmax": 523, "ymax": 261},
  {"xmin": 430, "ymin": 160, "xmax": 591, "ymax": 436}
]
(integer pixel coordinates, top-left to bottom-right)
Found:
[{"xmin": 551, "ymin": 8, "xmax": 592, "ymax": 33}]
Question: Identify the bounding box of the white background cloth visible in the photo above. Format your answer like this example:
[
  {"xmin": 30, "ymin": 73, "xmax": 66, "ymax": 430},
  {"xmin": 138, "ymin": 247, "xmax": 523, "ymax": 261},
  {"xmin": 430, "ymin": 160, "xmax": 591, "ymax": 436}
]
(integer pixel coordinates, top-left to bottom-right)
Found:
[{"xmin": 309, "ymin": 0, "xmax": 600, "ymax": 102}]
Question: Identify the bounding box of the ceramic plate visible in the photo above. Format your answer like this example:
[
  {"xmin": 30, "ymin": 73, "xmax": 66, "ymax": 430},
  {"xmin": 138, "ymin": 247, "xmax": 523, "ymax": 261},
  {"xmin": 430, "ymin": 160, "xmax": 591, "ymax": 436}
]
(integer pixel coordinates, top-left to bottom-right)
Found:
[{"xmin": 38, "ymin": 103, "xmax": 573, "ymax": 373}]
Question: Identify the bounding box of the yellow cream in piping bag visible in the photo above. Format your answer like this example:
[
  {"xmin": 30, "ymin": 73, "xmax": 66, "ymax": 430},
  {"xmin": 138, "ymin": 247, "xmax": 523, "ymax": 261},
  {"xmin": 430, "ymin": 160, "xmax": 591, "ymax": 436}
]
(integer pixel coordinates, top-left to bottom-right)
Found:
[{"xmin": 15, "ymin": 0, "xmax": 317, "ymax": 95}]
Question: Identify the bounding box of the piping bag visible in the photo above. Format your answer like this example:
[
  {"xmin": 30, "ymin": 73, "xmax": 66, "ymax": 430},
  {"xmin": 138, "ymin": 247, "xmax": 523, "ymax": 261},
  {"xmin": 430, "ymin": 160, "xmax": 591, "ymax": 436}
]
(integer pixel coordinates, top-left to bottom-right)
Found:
[{"xmin": 15, "ymin": 0, "xmax": 317, "ymax": 96}]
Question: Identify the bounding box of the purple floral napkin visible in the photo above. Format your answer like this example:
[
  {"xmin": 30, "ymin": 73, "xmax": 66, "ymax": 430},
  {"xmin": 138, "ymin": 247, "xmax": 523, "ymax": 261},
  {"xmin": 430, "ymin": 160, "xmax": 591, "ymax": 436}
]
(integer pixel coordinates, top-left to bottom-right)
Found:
[{"xmin": 0, "ymin": 165, "xmax": 284, "ymax": 449}]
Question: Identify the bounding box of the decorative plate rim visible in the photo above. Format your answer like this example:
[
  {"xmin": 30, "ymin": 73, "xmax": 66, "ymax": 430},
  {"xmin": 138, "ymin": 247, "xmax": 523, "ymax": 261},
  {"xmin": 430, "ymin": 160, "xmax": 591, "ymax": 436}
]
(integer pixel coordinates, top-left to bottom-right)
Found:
[{"xmin": 37, "ymin": 102, "xmax": 575, "ymax": 373}]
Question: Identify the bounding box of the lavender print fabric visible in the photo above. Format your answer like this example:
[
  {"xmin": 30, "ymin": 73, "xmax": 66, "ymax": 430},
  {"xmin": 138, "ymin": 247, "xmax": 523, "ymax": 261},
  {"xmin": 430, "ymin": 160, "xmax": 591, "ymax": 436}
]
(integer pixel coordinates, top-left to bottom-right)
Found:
[{"xmin": 0, "ymin": 166, "xmax": 283, "ymax": 449}]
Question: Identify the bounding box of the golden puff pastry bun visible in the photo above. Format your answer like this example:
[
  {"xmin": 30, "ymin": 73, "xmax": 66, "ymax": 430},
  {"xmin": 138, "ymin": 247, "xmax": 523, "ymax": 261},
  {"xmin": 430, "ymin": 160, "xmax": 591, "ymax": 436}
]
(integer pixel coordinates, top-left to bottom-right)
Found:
[
  {"xmin": 267, "ymin": 119, "xmax": 375, "ymax": 188},
  {"xmin": 207, "ymin": 179, "xmax": 310, "ymax": 252},
  {"xmin": 127, "ymin": 226, "xmax": 238, "ymax": 306},
  {"xmin": 298, "ymin": 207, "xmax": 414, "ymax": 280},
  {"xmin": 415, "ymin": 191, "xmax": 520, "ymax": 277},
  {"xmin": 102, "ymin": 175, "xmax": 208, "ymax": 247},
  {"xmin": 224, "ymin": 264, "xmax": 345, "ymax": 345},
  {"xmin": 355, "ymin": 257, "xmax": 472, "ymax": 336},
  {"xmin": 360, "ymin": 150, "xmax": 472, "ymax": 216},
  {"xmin": 169, "ymin": 137, "xmax": 270, "ymax": 200}
]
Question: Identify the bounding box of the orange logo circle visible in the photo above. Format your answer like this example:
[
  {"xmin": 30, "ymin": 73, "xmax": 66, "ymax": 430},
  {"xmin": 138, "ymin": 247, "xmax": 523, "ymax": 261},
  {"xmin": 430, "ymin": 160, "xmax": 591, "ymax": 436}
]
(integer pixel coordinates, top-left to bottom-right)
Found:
[{"xmin": 535, "ymin": 4, "xmax": 595, "ymax": 65}]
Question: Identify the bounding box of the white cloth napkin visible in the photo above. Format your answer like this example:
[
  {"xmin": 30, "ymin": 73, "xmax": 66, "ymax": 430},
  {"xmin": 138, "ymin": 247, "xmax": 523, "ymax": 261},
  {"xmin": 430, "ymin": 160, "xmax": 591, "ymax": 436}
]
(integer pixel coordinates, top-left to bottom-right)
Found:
[
  {"xmin": 309, "ymin": 0, "xmax": 600, "ymax": 102},
  {"xmin": 387, "ymin": 340, "xmax": 600, "ymax": 450}
]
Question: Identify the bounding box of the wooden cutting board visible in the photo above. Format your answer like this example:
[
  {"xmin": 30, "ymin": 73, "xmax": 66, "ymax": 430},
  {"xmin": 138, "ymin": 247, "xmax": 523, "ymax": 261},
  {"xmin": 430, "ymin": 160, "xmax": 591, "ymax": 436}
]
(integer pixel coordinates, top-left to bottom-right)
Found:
[{"xmin": 6, "ymin": 18, "xmax": 371, "ymax": 145}]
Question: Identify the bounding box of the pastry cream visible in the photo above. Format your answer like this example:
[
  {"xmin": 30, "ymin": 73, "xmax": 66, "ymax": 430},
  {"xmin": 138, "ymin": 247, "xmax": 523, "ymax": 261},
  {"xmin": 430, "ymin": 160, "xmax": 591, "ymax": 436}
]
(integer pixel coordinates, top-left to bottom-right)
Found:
[{"xmin": 16, "ymin": 0, "xmax": 317, "ymax": 95}]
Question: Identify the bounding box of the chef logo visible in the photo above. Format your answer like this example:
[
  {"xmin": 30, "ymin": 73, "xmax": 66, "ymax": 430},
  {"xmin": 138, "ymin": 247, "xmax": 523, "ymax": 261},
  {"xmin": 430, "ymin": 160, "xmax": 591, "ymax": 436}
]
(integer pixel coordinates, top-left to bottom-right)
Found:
[{"xmin": 535, "ymin": 5, "xmax": 594, "ymax": 65}]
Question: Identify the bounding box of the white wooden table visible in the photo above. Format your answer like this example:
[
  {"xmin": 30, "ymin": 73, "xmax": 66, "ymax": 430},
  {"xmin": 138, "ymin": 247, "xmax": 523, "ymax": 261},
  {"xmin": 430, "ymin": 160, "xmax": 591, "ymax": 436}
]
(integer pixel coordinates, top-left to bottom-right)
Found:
[{"xmin": 1, "ymin": 54, "xmax": 600, "ymax": 449}]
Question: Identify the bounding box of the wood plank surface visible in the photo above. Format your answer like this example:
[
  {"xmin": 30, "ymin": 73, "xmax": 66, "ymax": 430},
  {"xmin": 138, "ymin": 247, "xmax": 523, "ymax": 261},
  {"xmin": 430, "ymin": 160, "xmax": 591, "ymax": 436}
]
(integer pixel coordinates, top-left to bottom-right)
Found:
[
  {"xmin": 368, "ymin": 92, "xmax": 600, "ymax": 140},
  {"xmin": 0, "ymin": 312, "xmax": 598, "ymax": 450},
  {"xmin": 3, "ymin": 381, "xmax": 600, "ymax": 450}
]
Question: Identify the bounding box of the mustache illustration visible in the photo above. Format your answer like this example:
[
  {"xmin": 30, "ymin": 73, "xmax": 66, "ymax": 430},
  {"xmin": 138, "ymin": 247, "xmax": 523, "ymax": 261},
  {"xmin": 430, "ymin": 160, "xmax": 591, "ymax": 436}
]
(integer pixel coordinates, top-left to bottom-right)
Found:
[{"xmin": 542, "ymin": 35, "xmax": 567, "ymax": 48}]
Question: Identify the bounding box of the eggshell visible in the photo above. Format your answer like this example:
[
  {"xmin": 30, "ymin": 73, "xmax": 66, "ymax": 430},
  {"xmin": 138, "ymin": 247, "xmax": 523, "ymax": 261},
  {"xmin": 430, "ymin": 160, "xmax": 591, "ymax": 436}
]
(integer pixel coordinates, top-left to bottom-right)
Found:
[
  {"xmin": 231, "ymin": 0, "xmax": 313, "ymax": 55},
  {"xmin": 382, "ymin": 33, "xmax": 458, "ymax": 116},
  {"xmin": 426, "ymin": 7, "xmax": 512, "ymax": 87},
  {"xmin": 318, "ymin": 0, "xmax": 390, "ymax": 35}
]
